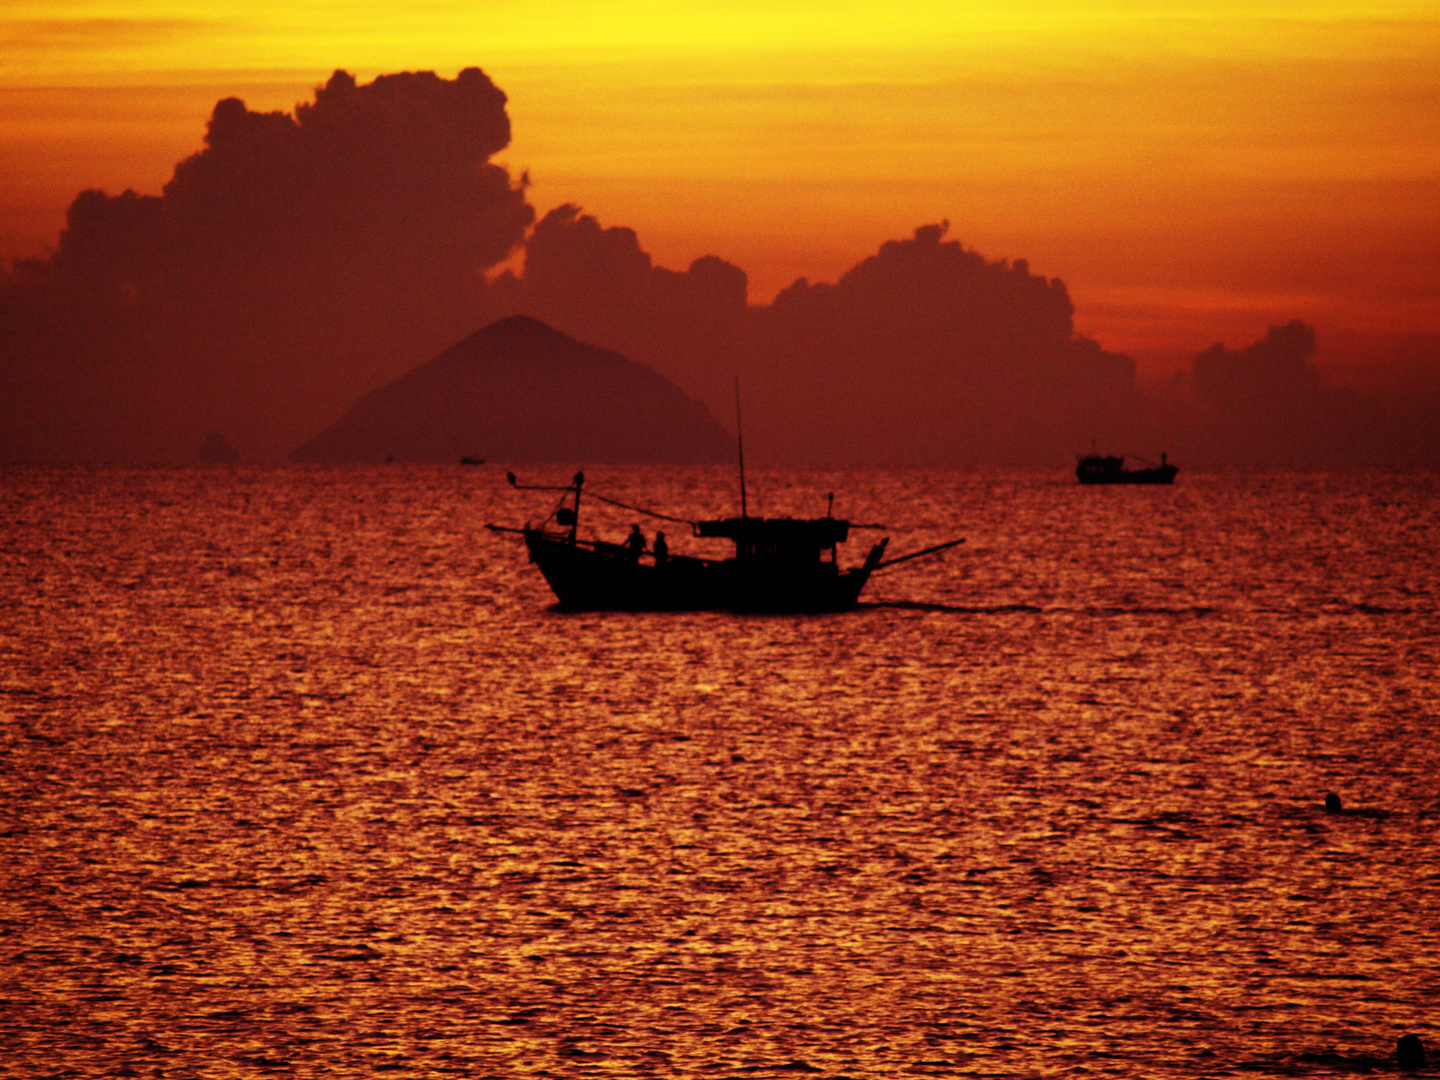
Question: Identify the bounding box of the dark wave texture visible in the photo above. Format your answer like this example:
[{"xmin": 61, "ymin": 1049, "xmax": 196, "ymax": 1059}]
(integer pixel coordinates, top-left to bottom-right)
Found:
[{"xmin": 2, "ymin": 464, "xmax": 1437, "ymax": 1075}]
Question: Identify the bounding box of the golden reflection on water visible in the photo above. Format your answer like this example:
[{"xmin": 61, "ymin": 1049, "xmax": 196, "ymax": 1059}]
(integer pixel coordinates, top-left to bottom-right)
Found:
[{"xmin": 2, "ymin": 465, "xmax": 1437, "ymax": 1076}]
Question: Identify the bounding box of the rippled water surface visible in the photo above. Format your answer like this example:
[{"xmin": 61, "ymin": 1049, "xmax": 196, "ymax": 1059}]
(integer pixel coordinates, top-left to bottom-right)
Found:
[{"xmin": 3, "ymin": 465, "xmax": 1437, "ymax": 1077}]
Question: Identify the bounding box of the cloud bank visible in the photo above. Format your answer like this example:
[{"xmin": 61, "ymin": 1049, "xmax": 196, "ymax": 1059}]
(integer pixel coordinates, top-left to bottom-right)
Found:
[
  {"xmin": 501, "ymin": 204, "xmax": 748, "ymax": 416},
  {"xmin": 3, "ymin": 66, "xmax": 1437, "ymax": 465},
  {"xmin": 505, "ymin": 209, "xmax": 1440, "ymax": 465},
  {"xmin": 1148, "ymin": 320, "xmax": 1440, "ymax": 465},
  {"xmin": 507, "ymin": 216, "xmax": 1142, "ymax": 463},
  {"xmin": 2, "ymin": 68, "xmax": 529, "ymax": 461}
]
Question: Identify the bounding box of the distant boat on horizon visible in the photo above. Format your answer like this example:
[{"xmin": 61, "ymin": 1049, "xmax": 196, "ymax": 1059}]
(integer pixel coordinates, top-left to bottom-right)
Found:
[{"xmin": 1076, "ymin": 451, "xmax": 1178, "ymax": 485}]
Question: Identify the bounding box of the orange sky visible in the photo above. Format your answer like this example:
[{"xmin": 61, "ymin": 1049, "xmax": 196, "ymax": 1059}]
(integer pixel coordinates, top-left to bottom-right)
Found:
[{"xmin": 2, "ymin": 1, "xmax": 1437, "ymax": 373}]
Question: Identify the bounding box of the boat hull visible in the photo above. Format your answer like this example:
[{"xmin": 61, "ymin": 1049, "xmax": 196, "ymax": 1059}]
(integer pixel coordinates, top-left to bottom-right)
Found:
[
  {"xmin": 1076, "ymin": 464, "xmax": 1178, "ymax": 485},
  {"xmin": 524, "ymin": 531, "xmax": 873, "ymax": 613}
]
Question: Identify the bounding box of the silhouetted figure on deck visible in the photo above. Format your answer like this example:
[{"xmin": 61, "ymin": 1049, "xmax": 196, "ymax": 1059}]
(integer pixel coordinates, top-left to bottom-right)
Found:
[
  {"xmin": 625, "ymin": 524, "xmax": 645, "ymax": 562},
  {"xmin": 653, "ymin": 531, "xmax": 668, "ymax": 567}
]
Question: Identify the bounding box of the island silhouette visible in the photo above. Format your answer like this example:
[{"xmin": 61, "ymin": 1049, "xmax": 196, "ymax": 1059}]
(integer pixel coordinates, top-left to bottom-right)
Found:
[{"xmin": 290, "ymin": 316, "xmax": 731, "ymax": 463}]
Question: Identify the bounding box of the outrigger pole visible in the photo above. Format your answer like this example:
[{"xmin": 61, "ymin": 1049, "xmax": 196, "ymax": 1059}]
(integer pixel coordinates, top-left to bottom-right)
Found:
[
  {"xmin": 872, "ymin": 537, "xmax": 966, "ymax": 571},
  {"xmin": 504, "ymin": 471, "xmax": 694, "ymax": 528},
  {"xmin": 506, "ymin": 470, "xmax": 584, "ymax": 542},
  {"xmin": 506, "ymin": 471, "xmax": 577, "ymax": 494}
]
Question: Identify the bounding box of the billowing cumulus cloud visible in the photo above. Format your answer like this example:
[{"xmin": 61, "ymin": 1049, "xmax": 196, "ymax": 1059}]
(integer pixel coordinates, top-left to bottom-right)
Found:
[
  {"xmin": 508, "ymin": 217, "xmax": 1141, "ymax": 463},
  {"xmin": 4, "ymin": 67, "xmax": 1437, "ymax": 465},
  {"xmin": 502, "ymin": 204, "xmax": 749, "ymax": 412},
  {"xmin": 1177, "ymin": 320, "xmax": 1338, "ymax": 462},
  {"xmin": 1143, "ymin": 320, "xmax": 1440, "ymax": 465},
  {"xmin": 737, "ymin": 224, "xmax": 1140, "ymax": 463},
  {"xmin": 509, "ymin": 211, "xmax": 1440, "ymax": 465},
  {"xmin": 1193, "ymin": 320, "xmax": 1321, "ymax": 405},
  {"xmin": 1, "ymin": 68, "xmax": 530, "ymax": 461}
]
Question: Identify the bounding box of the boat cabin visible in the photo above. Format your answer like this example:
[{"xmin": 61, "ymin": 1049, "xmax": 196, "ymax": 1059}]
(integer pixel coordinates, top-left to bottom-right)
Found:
[
  {"xmin": 694, "ymin": 516, "xmax": 850, "ymax": 565},
  {"xmin": 1076, "ymin": 454, "xmax": 1126, "ymax": 481}
]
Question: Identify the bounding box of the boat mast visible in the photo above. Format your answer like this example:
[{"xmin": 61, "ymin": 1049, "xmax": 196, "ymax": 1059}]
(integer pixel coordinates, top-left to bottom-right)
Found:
[
  {"xmin": 734, "ymin": 376, "xmax": 748, "ymax": 520},
  {"xmin": 570, "ymin": 470, "xmax": 584, "ymax": 545}
]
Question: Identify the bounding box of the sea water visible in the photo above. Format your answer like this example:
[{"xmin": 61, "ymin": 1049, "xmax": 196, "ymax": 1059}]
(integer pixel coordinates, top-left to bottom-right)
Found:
[{"xmin": 2, "ymin": 464, "xmax": 1436, "ymax": 1077}]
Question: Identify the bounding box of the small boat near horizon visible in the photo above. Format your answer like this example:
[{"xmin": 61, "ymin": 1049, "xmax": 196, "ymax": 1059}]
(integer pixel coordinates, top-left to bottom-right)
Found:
[
  {"xmin": 1076, "ymin": 451, "xmax": 1178, "ymax": 485},
  {"xmin": 488, "ymin": 471, "xmax": 963, "ymax": 613}
]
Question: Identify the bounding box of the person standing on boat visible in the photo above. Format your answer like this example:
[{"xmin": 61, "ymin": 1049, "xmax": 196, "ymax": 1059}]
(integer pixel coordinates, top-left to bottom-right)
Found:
[
  {"xmin": 652, "ymin": 531, "xmax": 668, "ymax": 567},
  {"xmin": 625, "ymin": 524, "xmax": 646, "ymax": 562}
]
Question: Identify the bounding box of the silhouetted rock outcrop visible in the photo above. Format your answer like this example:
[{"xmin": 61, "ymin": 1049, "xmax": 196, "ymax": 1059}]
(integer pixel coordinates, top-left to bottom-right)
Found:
[
  {"xmin": 291, "ymin": 316, "xmax": 732, "ymax": 463},
  {"xmin": 197, "ymin": 431, "xmax": 239, "ymax": 463}
]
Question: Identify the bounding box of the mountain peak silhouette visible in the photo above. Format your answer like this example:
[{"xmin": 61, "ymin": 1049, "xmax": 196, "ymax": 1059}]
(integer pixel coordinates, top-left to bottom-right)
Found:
[
  {"xmin": 445, "ymin": 314, "xmax": 604, "ymax": 364},
  {"xmin": 291, "ymin": 316, "xmax": 732, "ymax": 463}
]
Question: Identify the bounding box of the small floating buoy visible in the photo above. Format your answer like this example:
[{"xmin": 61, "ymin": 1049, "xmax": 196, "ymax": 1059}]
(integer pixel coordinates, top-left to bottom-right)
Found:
[
  {"xmin": 1398, "ymin": 1034, "xmax": 1425, "ymax": 1069},
  {"xmin": 1324, "ymin": 792, "xmax": 1342, "ymax": 813}
]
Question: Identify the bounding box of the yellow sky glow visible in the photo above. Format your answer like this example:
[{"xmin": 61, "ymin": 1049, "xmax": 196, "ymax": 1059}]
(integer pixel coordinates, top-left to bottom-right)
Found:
[{"xmin": 2, "ymin": 1, "xmax": 1437, "ymax": 365}]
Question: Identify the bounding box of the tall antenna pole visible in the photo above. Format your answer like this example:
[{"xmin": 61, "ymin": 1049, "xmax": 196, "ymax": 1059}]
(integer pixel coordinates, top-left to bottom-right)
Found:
[{"xmin": 734, "ymin": 376, "xmax": 747, "ymax": 520}]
